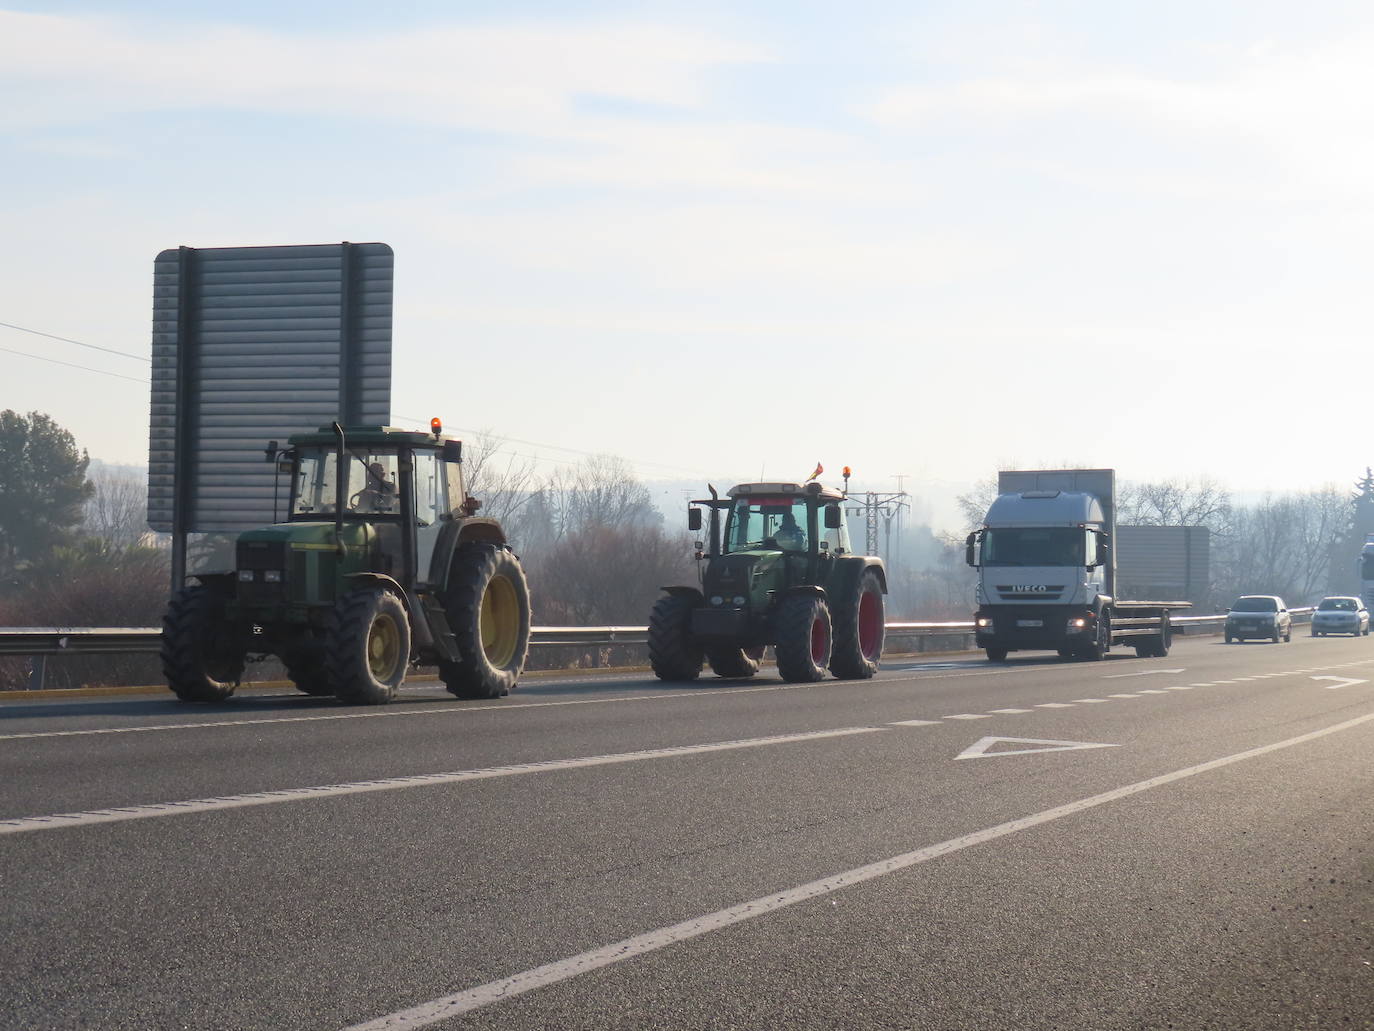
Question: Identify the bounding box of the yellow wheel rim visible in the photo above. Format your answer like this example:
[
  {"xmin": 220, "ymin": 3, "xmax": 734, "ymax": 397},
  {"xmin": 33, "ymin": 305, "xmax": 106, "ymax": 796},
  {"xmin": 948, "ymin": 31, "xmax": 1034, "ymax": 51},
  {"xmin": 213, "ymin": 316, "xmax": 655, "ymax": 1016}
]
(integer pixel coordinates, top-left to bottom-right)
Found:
[
  {"xmin": 480, "ymin": 574, "xmax": 520, "ymax": 668},
  {"xmin": 367, "ymin": 612, "xmax": 402, "ymax": 679}
]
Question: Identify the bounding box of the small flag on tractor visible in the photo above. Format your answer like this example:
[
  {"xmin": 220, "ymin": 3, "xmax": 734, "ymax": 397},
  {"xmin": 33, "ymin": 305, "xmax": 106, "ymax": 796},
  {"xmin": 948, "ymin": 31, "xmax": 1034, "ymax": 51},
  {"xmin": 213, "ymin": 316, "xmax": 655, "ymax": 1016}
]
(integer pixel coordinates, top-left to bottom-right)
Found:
[{"xmin": 805, "ymin": 462, "xmax": 824, "ymax": 482}]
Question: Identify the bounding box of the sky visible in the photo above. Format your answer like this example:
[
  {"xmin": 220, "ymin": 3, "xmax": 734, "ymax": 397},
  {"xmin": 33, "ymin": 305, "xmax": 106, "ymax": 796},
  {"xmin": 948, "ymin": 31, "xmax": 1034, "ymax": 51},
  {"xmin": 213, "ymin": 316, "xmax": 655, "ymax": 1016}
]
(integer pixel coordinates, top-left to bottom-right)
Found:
[{"xmin": 2, "ymin": 0, "xmax": 1371, "ymax": 531}]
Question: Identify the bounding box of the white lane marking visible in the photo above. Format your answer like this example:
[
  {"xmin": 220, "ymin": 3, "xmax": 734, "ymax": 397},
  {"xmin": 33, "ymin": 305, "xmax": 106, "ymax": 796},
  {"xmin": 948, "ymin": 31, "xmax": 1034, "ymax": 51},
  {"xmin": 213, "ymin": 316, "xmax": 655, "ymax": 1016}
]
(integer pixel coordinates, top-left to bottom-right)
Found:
[
  {"xmin": 1189, "ymin": 683, "xmax": 1216, "ymax": 687},
  {"xmin": 1034, "ymin": 703, "xmax": 1074, "ymax": 709},
  {"xmin": 1103, "ymin": 669, "xmax": 1185, "ymax": 679},
  {"xmin": 1165, "ymin": 686, "xmax": 1194, "ymax": 691},
  {"xmin": 944, "ymin": 713, "xmax": 992, "ymax": 720},
  {"xmin": 340, "ymin": 709, "xmax": 1374, "ymax": 1031},
  {"xmin": 1072, "ymin": 698, "xmax": 1109, "ymax": 703},
  {"xmin": 0, "ymin": 727, "xmax": 880, "ymax": 836},
  {"xmin": 0, "ymin": 666, "xmax": 1052, "ymax": 742},
  {"xmin": 888, "ymin": 719, "xmax": 940, "ymax": 727},
  {"xmin": 1108, "ymin": 693, "xmax": 1139, "ymax": 699},
  {"xmin": 1136, "ymin": 689, "xmax": 1168, "ymax": 695},
  {"xmin": 954, "ymin": 736, "xmax": 1117, "ymax": 760},
  {"xmin": 1313, "ymin": 676, "xmax": 1368, "ymax": 690},
  {"xmin": 989, "ymin": 708, "xmax": 1032, "ymax": 714}
]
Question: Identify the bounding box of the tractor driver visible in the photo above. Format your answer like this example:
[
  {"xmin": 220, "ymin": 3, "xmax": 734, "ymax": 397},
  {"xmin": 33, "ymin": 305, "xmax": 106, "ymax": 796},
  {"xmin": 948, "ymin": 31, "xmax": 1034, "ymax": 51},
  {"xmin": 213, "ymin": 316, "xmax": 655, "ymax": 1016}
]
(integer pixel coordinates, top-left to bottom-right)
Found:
[
  {"xmin": 353, "ymin": 461, "xmax": 396, "ymax": 512},
  {"xmin": 774, "ymin": 511, "xmax": 806, "ymax": 551}
]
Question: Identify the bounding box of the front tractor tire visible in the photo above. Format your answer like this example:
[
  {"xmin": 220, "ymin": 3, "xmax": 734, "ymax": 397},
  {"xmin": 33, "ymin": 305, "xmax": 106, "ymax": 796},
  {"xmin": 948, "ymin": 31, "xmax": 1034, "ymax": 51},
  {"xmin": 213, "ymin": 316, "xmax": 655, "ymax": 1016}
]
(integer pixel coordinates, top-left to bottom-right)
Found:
[
  {"xmin": 775, "ymin": 594, "xmax": 832, "ymax": 683},
  {"xmin": 439, "ymin": 544, "xmax": 532, "ymax": 700},
  {"xmin": 829, "ymin": 569, "xmax": 885, "ymax": 680},
  {"xmin": 649, "ymin": 593, "xmax": 704, "ymax": 681},
  {"xmin": 328, "ymin": 586, "xmax": 411, "ymax": 705},
  {"xmin": 281, "ymin": 642, "xmax": 333, "ymax": 697},
  {"xmin": 706, "ymin": 645, "xmax": 763, "ymax": 679},
  {"xmin": 161, "ymin": 583, "xmax": 245, "ymax": 703}
]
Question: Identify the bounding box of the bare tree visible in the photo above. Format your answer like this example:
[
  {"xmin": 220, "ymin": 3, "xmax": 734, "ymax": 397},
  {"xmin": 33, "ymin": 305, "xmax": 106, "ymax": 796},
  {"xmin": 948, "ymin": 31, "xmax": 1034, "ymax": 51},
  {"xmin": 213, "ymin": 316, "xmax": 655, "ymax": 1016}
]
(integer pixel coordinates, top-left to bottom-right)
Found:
[
  {"xmin": 460, "ymin": 431, "xmax": 542, "ymax": 537},
  {"xmin": 1215, "ymin": 488, "xmax": 1346, "ymax": 604},
  {"xmin": 1118, "ymin": 477, "xmax": 1232, "ymax": 533},
  {"xmin": 84, "ymin": 466, "xmax": 149, "ymax": 548},
  {"xmin": 532, "ymin": 524, "xmax": 693, "ymax": 625}
]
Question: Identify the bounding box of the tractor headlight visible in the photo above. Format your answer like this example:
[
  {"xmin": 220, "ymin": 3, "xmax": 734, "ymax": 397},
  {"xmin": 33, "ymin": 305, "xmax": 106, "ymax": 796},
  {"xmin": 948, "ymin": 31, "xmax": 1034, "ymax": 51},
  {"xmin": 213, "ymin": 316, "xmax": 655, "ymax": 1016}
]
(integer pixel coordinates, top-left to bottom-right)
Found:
[
  {"xmin": 237, "ymin": 570, "xmax": 255, "ymax": 582},
  {"xmin": 263, "ymin": 570, "xmax": 283, "ymax": 583},
  {"xmin": 710, "ymin": 595, "xmax": 724, "ymax": 606},
  {"xmin": 732, "ymin": 595, "xmax": 746, "ymax": 607}
]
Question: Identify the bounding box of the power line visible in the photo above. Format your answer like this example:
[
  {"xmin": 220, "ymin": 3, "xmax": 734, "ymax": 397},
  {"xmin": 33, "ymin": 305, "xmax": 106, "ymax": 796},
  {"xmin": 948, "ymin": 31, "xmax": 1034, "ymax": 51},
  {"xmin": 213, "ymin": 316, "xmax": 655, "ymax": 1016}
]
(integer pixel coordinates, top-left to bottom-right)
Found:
[
  {"xmin": 0, "ymin": 320, "xmax": 149, "ymax": 363},
  {"xmin": 0, "ymin": 345, "xmax": 150, "ymax": 385}
]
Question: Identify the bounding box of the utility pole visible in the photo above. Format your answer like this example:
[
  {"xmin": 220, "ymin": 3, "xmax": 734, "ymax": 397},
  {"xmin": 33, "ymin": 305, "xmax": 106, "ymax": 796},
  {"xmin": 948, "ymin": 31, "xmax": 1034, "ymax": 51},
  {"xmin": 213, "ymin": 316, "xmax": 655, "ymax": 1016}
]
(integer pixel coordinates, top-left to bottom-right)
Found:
[{"xmin": 863, "ymin": 490, "xmax": 909, "ymax": 564}]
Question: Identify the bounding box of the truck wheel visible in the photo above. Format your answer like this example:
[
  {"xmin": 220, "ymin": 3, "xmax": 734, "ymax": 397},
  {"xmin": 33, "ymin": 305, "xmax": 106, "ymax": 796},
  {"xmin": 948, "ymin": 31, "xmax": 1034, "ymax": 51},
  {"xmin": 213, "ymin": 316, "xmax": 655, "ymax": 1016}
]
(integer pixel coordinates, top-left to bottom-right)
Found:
[
  {"xmin": 775, "ymin": 594, "xmax": 832, "ymax": 683},
  {"xmin": 829, "ymin": 569, "xmax": 885, "ymax": 680},
  {"xmin": 328, "ymin": 586, "xmax": 411, "ymax": 705},
  {"xmin": 440, "ymin": 544, "xmax": 532, "ymax": 700},
  {"xmin": 281, "ymin": 643, "xmax": 333, "ymax": 697},
  {"xmin": 707, "ymin": 646, "xmax": 762, "ymax": 678},
  {"xmin": 648, "ymin": 593, "xmax": 704, "ymax": 681},
  {"xmin": 161, "ymin": 584, "xmax": 244, "ymax": 703},
  {"xmin": 1078, "ymin": 612, "xmax": 1109, "ymax": 660},
  {"xmin": 986, "ymin": 647, "xmax": 1008, "ymax": 662},
  {"xmin": 1056, "ymin": 647, "xmax": 1075, "ymax": 659},
  {"xmin": 1136, "ymin": 613, "xmax": 1172, "ymax": 658}
]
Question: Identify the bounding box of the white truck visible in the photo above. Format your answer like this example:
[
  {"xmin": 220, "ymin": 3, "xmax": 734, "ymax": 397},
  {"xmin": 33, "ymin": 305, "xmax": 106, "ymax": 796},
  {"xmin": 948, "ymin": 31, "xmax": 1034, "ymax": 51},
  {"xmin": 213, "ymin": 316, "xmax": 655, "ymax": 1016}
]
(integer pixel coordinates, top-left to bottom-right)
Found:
[{"xmin": 965, "ymin": 469, "xmax": 1188, "ymax": 661}]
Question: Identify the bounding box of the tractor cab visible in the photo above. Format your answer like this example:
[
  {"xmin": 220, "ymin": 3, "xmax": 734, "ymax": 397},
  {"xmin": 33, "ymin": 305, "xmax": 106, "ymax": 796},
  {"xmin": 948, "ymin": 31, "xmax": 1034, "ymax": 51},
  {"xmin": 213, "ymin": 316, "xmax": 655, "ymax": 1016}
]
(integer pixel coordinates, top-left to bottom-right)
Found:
[{"xmin": 269, "ymin": 422, "xmax": 471, "ymax": 593}]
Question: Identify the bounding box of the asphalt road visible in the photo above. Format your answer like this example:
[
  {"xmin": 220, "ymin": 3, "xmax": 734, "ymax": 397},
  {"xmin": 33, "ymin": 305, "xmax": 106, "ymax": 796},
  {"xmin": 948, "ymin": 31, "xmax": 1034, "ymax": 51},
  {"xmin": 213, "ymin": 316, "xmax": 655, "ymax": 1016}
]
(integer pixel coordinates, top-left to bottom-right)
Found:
[{"xmin": 2, "ymin": 633, "xmax": 1372, "ymax": 1030}]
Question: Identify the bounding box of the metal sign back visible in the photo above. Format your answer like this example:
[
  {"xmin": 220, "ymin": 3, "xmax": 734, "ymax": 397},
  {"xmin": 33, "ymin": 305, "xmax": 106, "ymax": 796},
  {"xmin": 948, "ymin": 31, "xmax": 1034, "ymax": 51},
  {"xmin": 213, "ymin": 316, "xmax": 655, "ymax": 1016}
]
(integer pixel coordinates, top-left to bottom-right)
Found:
[{"xmin": 147, "ymin": 242, "xmax": 393, "ymax": 536}]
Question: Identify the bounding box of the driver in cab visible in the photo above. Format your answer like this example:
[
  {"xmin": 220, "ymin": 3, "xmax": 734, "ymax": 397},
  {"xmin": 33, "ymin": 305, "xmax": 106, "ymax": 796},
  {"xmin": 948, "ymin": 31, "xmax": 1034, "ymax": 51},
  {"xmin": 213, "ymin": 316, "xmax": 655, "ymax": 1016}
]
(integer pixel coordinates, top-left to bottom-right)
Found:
[
  {"xmin": 353, "ymin": 461, "xmax": 396, "ymax": 512},
  {"xmin": 774, "ymin": 511, "xmax": 806, "ymax": 552}
]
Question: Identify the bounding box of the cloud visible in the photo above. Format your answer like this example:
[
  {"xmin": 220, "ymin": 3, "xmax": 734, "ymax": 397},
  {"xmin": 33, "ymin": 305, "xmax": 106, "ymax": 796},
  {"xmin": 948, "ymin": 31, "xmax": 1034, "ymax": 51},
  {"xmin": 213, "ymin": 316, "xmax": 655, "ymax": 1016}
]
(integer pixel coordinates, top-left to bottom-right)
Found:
[
  {"xmin": 0, "ymin": 10, "xmax": 767, "ymax": 134},
  {"xmin": 858, "ymin": 34, "xmax": 1374, "ymax": 191}
]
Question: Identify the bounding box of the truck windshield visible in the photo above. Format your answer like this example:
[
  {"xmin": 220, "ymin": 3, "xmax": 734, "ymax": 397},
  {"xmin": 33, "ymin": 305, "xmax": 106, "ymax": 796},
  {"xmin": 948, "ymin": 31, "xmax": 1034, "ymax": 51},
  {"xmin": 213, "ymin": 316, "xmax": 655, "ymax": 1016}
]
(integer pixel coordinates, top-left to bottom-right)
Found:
[
  {"xmin": 724, "ymin": 496, "xmax": 809, "ymax": 553},
  {"xmin": 981, "ymin": 527, "xmax": 1084, "ymax": 567},
  {"xmin": 291, "ymin": 448, "xmax": 400, "ymax": 518}
]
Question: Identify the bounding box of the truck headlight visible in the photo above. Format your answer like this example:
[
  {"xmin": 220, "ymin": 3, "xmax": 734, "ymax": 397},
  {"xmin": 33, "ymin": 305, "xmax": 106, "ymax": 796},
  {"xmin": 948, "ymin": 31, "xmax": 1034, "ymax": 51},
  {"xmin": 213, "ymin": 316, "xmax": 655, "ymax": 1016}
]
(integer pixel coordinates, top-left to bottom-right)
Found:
[
  {"xmin": 976, "ymin": 617, "xmax": 992, "ymax": 628},
  {"xmin": 1069, "ymin": 617, "xmax": 1086, "ymax": 628}
]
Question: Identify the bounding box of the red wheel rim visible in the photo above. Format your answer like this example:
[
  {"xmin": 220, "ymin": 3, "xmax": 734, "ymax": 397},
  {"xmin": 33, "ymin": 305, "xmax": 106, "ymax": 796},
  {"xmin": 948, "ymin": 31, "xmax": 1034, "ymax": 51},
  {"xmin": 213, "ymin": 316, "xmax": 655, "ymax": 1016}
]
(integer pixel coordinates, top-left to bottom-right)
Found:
[
  {"xmin": 810, "ymin": 614, "xmax": 827, "ymax": 664},
  {"xmin": 858, "ymin": 591, "xmax": 881, "ymax": 658}
]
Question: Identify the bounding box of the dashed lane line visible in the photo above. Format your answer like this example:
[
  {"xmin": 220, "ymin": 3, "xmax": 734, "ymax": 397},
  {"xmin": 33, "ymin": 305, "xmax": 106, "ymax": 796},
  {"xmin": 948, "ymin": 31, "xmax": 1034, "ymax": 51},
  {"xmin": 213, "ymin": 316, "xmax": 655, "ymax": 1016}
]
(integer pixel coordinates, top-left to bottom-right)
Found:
[
  {"xmin": 944, "ymin": 713, "xmax": 993, "ymax": 720},
  {"xmin": 341, "ymin": 708, "xmax": 1374, "ymax": 1031},
  {"xmin": 989, "ymin": 708, "xmax": 1032, "ymax": 714},
  {"xmin": 1108, "ymin": 693, "xmax": 1140, "ymax": 699},
  {"xmin": 1035, "ymin": 703, "xmax": 1075, "ymax": 708},
  {"xmin": 0, "ymin": 727, "xmax": 881, "ymax": 836}
]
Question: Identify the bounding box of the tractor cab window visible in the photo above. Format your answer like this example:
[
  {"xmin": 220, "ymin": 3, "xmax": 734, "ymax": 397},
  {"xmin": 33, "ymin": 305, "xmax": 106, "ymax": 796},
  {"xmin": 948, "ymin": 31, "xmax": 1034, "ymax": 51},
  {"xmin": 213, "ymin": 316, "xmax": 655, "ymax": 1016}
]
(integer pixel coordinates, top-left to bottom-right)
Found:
[
  {"xmin": 725, "ymin": 496, "xmax": 809, "ymax": 553},
  {"xmin": 289, "ymin": 448, "xmax": 399, "ymax": 518}
]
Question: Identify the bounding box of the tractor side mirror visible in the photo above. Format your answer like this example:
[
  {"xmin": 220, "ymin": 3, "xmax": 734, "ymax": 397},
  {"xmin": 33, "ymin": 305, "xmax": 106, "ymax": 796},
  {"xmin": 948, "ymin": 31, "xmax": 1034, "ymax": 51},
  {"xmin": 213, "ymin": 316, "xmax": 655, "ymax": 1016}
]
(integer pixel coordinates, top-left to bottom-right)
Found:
[
  {"xmin": 965, "ymin": 532, "xmax": 978, "ymax": 568},
  {"xmin": 688, "ymin": 507, "xmax": 703, "ymax": 532},
  {"xmin": 442, "ymin": 440, "xmax": 463, "ymax": 463},
  {"xmin": 823, "ymin": 504, "xmax": 842, "ymax": 529}
]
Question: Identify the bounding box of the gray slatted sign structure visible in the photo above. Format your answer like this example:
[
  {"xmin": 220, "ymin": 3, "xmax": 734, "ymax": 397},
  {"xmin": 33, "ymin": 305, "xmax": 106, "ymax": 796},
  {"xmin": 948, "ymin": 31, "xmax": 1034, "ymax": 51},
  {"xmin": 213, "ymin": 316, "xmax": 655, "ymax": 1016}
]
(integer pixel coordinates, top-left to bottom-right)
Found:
[
  {"xmin": 147, "ymin": 242, "xmax": 393, "ymax": 583},
  {"xmin": 1116, "ymin": 525, "xmax": 1211, "ymax": 605}
]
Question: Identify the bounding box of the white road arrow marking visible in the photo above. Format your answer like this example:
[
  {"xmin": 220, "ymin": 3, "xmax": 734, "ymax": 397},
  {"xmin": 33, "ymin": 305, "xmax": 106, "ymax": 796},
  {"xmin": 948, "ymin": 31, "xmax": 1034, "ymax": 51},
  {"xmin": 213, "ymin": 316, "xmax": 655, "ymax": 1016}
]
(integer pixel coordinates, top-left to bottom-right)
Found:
[
  {"xmin": 1312, "ymin": 675, "xmax": 1368, "ymax": 690},
  {"xmin": 1104, "ymin": 669, "xmax": 1185, "ymax": 679},
  {"xmin": 954, "ymin": 736, "xmax": 1119, "ymax": 760}
]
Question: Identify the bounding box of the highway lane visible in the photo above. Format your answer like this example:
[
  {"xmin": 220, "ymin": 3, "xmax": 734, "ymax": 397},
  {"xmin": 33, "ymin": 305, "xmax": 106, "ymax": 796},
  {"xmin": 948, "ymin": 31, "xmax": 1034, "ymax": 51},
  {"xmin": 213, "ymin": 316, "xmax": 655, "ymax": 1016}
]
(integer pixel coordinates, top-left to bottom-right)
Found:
[{"xmin": 2, "ymin": 634, "xmax": 1372, "ymax": 1029}]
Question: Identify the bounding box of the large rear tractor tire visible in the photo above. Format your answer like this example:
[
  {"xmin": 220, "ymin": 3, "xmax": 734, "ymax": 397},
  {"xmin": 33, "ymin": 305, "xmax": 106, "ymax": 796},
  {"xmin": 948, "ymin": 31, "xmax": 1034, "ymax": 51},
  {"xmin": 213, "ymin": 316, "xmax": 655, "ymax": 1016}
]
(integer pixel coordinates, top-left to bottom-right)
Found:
[
  {"xmin": 775, "ymin": 594, "xmax": 832, "ymax": 683},
  {"xmin": 328, "ymin": 586, "xmax": 411, "ymax": 705},
  {"xmin": 829, "ymin": 569, "xmax": 885, "ymax": 680},
  {"xmin": 440, "ymin": 544, "xmax": 532, "ymax": 700},
  {"xmin": 706, "ymin": 646, "xmax": 763, "ymax": 679},
  {"xmin": 649, "ymin": 593, "xmax": 704, "ymax": 681},
  {"xmin": 161, "ymin": 584, "xmax": 245, "ymax": 703}
]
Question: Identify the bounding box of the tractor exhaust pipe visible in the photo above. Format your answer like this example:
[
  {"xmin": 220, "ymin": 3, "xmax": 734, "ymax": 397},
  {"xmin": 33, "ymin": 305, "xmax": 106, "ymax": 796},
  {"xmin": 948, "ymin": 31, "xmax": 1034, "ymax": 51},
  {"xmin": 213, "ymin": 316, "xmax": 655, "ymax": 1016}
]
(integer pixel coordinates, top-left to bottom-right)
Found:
[{"xmin": 332, "ymin": 421, "xmax": 347, "ymax": 554}]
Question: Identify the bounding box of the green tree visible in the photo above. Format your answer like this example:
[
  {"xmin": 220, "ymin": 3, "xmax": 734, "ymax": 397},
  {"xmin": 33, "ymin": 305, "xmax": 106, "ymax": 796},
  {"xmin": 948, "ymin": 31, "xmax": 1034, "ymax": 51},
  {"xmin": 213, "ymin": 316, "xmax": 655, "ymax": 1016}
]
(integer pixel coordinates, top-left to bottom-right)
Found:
[{"xmin": 0, "ymin": 411, "xmax": 94, "ymax": 579}]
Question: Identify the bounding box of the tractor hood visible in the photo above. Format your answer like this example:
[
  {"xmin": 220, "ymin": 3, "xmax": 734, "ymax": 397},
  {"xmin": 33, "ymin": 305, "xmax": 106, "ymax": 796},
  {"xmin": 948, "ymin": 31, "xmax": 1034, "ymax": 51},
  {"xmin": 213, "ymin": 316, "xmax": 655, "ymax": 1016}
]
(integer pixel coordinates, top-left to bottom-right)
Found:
[
  {"xmin": 704, "ymin": 551, "xmax": 782, "ymax": 601},
  {"xmin": 237, "ymin": 521, "xmax": 374, "ymax": 549}
]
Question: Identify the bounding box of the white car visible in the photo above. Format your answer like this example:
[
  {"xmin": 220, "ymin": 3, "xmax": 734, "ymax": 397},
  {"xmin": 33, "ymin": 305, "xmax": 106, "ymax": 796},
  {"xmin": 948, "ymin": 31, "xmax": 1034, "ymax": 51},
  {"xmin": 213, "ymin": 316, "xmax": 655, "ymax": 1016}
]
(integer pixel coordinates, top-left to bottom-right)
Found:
[{"xmin": 1310, "ymin": 596, "xmax": 1370, "ymax": 637}]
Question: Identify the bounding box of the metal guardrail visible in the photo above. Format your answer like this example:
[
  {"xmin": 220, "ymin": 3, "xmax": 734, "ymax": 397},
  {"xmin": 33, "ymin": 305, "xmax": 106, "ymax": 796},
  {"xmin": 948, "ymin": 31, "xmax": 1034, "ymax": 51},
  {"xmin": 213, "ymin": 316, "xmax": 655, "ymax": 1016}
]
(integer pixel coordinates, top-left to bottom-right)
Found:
[{"xmin": 0, "ymin": 610, "xmax": 1315, "ymax": 657}]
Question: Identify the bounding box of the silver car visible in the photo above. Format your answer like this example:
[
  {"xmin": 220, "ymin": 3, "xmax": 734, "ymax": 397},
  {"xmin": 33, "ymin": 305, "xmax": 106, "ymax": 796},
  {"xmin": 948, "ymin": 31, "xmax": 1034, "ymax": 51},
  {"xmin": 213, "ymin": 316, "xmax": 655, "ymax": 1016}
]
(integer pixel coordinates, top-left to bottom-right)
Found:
[
  {"xmin": 1310, "ymin": 596, "xmax": 1370, "ymax": 637},
  {"xmin": 1225, "ymin": 595, "xmax": 1291, "ymax": 643}
]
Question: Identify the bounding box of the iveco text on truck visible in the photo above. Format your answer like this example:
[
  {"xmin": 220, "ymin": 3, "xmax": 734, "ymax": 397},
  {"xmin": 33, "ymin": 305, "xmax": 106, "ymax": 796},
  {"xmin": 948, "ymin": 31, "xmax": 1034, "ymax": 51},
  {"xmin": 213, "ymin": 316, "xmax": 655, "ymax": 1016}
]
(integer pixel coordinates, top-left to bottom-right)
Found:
[{"xmin": 965, "ymin": 469, "xmax": 1188, "ymax": 661}]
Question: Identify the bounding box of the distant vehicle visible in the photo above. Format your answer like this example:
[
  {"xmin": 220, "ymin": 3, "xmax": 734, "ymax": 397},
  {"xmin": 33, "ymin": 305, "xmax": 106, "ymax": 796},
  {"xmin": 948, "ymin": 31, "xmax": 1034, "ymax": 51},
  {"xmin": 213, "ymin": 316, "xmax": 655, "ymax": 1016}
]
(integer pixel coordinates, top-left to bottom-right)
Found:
[
  {"xmin": 1224, "ymin": 596, "xmax": 1291, "ymax": 643},
  {"xmin": 1359, "ymin": 536, "xmax": 1374, "ymax": 612},
  {"xmin": 1310, "ymin": 596, "xmax": 1370, "ymax": 637}
]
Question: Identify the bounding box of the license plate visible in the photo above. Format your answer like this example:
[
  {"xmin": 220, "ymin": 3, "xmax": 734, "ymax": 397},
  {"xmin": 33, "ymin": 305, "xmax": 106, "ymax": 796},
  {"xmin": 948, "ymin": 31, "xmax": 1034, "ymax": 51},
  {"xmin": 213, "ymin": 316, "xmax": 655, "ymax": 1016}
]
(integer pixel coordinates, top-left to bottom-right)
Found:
[{"xmin": 1016, "ymin": 619, "xmax": 1043, "ymax": 628}]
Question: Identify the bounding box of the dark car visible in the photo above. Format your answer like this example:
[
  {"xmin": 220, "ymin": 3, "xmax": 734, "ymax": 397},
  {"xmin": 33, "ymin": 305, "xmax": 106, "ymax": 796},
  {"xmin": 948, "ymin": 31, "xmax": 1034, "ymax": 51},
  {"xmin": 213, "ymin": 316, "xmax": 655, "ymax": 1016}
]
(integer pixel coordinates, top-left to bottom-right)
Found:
[{"xmin": 1224, "ymin": 595, "xmax": 1291, "ymax": 643}]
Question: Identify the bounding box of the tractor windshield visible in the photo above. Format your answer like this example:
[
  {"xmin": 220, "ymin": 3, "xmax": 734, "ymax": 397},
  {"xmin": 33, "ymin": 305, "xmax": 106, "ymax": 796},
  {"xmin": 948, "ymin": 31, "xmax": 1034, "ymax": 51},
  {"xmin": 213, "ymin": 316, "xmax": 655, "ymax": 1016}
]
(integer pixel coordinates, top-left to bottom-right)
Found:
[
  {"xmin": 291, "ymin": 447, "xmax": 401, "ymax": 519},
  {"xmin": 724, "ymin": 496, "xmax": 810, "ymax": 554}
]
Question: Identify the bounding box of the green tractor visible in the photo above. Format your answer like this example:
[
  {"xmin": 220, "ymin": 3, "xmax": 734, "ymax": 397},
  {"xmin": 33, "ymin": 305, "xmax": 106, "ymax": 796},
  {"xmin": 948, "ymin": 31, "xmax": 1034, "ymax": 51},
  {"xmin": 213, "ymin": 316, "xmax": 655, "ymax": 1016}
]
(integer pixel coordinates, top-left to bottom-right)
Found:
[
  {"xmin": 649, "ymin": 478, "xmax": 886, "ymax": 682},
  {"xmin": 160, "ymin": 421, "xmax": 531, "ymax": 705}
]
